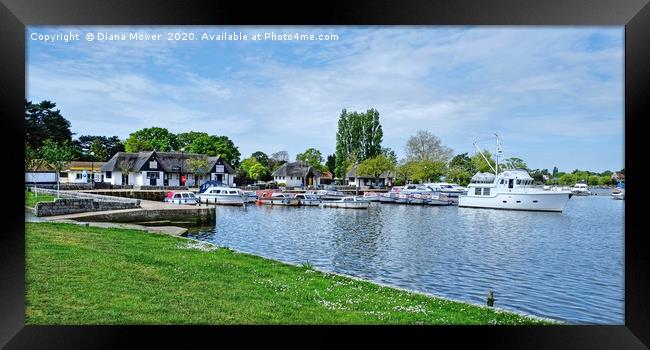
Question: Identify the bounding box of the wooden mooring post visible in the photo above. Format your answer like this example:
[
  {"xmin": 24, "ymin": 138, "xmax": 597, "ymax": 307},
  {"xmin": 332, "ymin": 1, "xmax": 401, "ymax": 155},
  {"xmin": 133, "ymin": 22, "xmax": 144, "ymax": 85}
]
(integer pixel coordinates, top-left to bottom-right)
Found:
[{"xmin": 487, "ymin": 290, "xmax": 495, "ymax": 307}]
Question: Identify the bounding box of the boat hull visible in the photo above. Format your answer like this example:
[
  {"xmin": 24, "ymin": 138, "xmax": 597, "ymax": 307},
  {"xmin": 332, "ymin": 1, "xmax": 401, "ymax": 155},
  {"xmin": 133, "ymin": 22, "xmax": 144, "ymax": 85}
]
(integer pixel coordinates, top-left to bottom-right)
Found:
[
  {"xmin": 197, "ymin": 194, "xmax": 246, "ymax": 205},
  {"xmin": 322, "ymin": 202, "xmax": 370, "ymax": 209},
  {"xmin": 458, "ymin": 192, "xmax": 571, "ymax": 212},
  {"xmin": 260, "ymin": 198, "xmax": 301, "ymax": 206}
]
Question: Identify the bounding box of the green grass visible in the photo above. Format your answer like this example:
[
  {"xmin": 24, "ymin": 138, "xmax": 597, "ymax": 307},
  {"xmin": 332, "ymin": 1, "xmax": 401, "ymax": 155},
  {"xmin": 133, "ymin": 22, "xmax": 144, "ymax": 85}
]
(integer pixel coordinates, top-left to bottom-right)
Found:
[
  {"xmin": 26, "ymin": 222, "xmax": 555, "ymax": 325},
  {"xmin": 25, "ymin": 191, "xmax": 57, "ymax": 207}
]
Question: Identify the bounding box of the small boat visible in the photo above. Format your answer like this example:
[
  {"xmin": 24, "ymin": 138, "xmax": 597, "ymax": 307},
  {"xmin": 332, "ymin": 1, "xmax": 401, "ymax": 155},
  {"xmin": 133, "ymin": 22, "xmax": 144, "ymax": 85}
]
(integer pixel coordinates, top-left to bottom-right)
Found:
[
  {"xmin": 571, "ymin": 183, "xmax": 591, "ymax": 196},
  {"xmin": 424, "ymin": 182, "xmax": 467, "ymax": 201},
  {"xmin": 322, "ymin": 196, "xmax": 370, "ymax": 209},
  {"xmin": 317, "ymin": 189, "xmax": 345, "ymax": 200},
  {"xmin": 362, "ymin": 192, "xmax": 384, "ymax": 202},
  {"xmin": 197, "ymin": 186, "xmax": 246, "ymax": 205},
  {"xmin": 611, "ymin": 182, "xmax": 625, "ymax": 200},
  {"xmin": 378, "ymin": 187, "xmax": 401, "ymax": 203},
  {"xmin": 243, "ymin": 191, "xmax": 258, "ymax": 203},
  {"xmin": 295, "ymin": 193, "xmax": 322, "ymax": 206},
  {"xmin": 426, "ymin": 193, "xmax": 454, "ymax": 206},
  {"xmin": 260, "ymin": 192, "xmax": 300, "ymax": 206},
  {"xmin": 163, "ymin": 191, "xmax": 198, "ymax": 205}
]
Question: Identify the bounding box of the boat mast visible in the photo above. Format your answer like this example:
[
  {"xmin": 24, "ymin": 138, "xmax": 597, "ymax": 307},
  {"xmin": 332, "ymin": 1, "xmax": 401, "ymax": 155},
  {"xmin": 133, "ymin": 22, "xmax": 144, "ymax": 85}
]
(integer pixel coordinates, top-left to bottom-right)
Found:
[
  {"xmin": 473, "ymin": 138, "xmax": 497, "ymax": 174},
  {"xmin": 494, "ymin": 133, "xmax": 501, "ymax": 177}
]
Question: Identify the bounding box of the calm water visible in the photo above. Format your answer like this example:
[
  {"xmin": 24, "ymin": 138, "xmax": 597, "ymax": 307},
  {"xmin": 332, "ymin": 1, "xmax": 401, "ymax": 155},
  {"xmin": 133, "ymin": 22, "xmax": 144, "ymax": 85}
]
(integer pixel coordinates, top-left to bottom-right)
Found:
[{"xmin": 187, "ymin": 189, "xmax": 624, "ymax": 324}]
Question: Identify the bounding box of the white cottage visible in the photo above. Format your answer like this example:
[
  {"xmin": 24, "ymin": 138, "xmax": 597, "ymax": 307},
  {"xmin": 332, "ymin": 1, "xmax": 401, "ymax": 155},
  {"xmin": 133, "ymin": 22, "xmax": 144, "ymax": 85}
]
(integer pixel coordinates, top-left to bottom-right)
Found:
[
  {"xmin": 271, "ymin": 161, "xmax": 322, "ymax": 187},
  {"xmin": 101, "ymin": 151, "xmax": 236, "ymax": 187},
  {"xmin": 345, "ymin": 164, "xmax": 394, "ymax": 188}
]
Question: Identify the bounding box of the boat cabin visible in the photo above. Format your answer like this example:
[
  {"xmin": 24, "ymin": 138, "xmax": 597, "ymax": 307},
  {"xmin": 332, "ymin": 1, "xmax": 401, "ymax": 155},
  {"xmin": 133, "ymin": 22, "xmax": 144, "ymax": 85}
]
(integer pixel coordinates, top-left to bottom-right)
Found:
[{"xmin": 468, "ymin": 169, "xmax": 534, "ymax": 196}]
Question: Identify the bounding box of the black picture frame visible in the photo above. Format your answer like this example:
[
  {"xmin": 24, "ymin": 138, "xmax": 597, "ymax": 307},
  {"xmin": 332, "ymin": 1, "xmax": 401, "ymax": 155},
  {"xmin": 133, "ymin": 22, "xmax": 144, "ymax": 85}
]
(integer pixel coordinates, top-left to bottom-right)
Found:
[{"xmin": 1, "ymin": 0, "xmax": 647, "ymax": 348}]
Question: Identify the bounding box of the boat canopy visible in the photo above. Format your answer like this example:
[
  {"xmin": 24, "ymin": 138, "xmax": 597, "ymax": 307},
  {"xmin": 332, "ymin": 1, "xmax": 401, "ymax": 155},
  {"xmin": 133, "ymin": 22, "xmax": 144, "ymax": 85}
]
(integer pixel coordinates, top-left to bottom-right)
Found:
[
  {"xmin": 471, "ymin": 172, "xmax": 496, "ymax": 183},
  {"xmin": 199, "ymin": 180, "xmax": 227, "ymax": 193}
]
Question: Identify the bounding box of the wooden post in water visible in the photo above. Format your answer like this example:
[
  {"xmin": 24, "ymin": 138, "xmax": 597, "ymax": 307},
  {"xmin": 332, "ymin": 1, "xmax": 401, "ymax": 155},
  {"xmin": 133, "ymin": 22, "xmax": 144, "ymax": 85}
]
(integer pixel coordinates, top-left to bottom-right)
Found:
[{"xmin": 487, "ymin": 290, "xmax": 495, "ymax": 307}]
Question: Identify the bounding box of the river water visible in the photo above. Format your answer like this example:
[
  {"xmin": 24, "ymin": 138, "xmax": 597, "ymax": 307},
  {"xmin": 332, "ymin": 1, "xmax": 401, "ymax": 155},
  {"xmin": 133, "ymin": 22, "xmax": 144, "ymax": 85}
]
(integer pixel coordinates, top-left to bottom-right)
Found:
[{"xmin": 187, "ymin": 189, "xmax": 624, "ymax": 324}]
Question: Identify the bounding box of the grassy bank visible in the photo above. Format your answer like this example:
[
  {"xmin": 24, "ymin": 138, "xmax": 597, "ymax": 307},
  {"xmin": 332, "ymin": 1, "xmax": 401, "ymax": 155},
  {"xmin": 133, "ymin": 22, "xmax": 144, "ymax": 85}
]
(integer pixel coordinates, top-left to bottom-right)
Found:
[
  {"xmin": 26, "ymin": 222, "xmax": 553, "ymax": 325},
  {"xmin": 25, "ymin": 191, "xmax": 57, "ymax": 207}
]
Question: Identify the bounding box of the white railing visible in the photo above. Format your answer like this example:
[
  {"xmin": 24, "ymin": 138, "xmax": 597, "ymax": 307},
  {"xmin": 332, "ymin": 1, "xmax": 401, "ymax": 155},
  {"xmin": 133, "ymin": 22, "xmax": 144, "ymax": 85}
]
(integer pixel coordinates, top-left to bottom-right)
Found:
[{"xmin": 29, "ymin": 187, "xmax": 140, "ymax": 205}]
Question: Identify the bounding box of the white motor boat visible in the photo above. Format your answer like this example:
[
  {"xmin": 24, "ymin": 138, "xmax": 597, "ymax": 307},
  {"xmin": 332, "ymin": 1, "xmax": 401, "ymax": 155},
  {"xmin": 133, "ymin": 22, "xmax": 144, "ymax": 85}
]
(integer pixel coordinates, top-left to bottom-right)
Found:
[
  {"xmin": 317, "ymin": 190, "xmax": 345, "ymax": 200},
  {"xmin": 197, "ymin": 186, "xmax": 246, "ymax": 205},
  {"xmin": 571, "ymin": 183, "xmax": 591, "ymax": 196},
  {"xmin": 362, "ymin": 192, "xmax": 384, "ymax": 202},
  {"xmin": 424, "ymin": 182, "xmax": 467, "ymax": 201},
  {"xmin": 322, "ymin": 196, "xmax": 370, "ymax": 209},
  {"xmin": 458, "ymin": 134, "xmax": 572, "ymax": 212},
  {"xmin": 611, "ymin": 188, "xmax": 625, "ymax": 200},
  {"xmin": 295, "ymin": 193, "xmax": 322, "ymax": 206},
  {"xmin": 260, "ymin": 192, "xmax": 300, "ymax": 206}
]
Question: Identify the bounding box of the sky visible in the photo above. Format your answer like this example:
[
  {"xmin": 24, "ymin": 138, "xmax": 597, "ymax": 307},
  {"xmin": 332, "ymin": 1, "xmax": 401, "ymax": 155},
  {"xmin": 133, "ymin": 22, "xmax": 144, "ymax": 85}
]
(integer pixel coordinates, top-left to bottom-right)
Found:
[{"xmin": 26, "ymin": 26, "xmax": 624, "ymax": 173}]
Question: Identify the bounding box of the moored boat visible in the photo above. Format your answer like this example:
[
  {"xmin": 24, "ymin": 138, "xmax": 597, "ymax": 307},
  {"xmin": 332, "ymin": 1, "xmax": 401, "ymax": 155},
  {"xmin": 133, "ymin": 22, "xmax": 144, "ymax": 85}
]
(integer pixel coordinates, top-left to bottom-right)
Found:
[
  {"xmin": 571, "ymin": 183, "xmax": 591, "ymax": 196},
  {"xmin": 317, "ymin": 189, "xmax": 345, "ymax": 200},
  {"xmin": 458, "ymin": 134, "xmax": 572, "ymax": 212},
  {"xmin": 197, "ymin": 186, "xmax": 246, "ymax": 205},
  {"xmin": 295, "ymin": 193, "xmax": 322, "ymax": 206},
  {"xmin": 362, "ymin": 192, "xmax": 384, "ymax": 202},
  {"xmin": 260, "ymin": 192, "xmax": 300, "ymax": 206},
  {"xmin": 322, "ymin": 196, "xmax": 370, "ymax": 209}
]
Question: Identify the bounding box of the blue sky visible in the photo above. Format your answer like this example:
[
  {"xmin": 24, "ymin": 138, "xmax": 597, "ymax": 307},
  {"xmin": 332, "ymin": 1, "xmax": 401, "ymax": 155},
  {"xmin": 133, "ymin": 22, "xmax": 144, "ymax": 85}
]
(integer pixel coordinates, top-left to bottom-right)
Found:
[{"xmin": 27, "ymin": 26, "xmax": 624, "ymax": 172}]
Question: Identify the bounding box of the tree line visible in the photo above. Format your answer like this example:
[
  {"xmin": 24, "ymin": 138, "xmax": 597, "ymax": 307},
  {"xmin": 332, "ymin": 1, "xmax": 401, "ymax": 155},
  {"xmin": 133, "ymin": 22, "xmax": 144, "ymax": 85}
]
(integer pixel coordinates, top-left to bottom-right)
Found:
[{"xmin": 25, "ymin": 99, "xmax": 622, "ymax": 188}]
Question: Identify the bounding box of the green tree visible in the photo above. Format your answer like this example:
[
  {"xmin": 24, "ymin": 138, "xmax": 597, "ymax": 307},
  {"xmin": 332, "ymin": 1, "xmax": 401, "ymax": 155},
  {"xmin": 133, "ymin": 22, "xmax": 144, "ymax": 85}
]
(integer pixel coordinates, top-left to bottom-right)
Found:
[
  {"xmin": 446, "ymin": 167, "xmax": 472, "ymax": 187},
  {"xmin": 558, "ymin": 173, "xmax": 576, "ymax": 186},
  {"xmin": 177, "ymin": 131, "xmax": 209, "ymax": 149},
  {"xmin": 503, "ymin": 157, "xmax": 528, "ymax": 170},
  {"xmin": 396, "ymin": 160, "xmax": 419, "ymax": 184},
  {"xmin": 599, "ymin": 175, "xmax": 613, "ymax": 186},
  {"xmin": 117, "ymin": 159, "xmax": 133, "ymax": 185},
  {"xmin": 74, "ymin": 135, "xmax": 124, "ymax": 161},
  {"xmin": 40, "ymin": 139, "xmax": 76, "ymax": 197},
  {"xmin": 325, "ymin": 154, "xmax": 336, "ymax": 174},
  {"xmin": 296, "ymin": 148, "xmax": 327, "ymax": 172},
  {"xmin": 587, "ymin": 175, "xmax": 600, "ymax": 186},
  {"xmin": 240, "ymin": 157, "xmax": 268, "ymax": 182},
  {"xmin": 185, "ymin": 157, "xmax": 210, "ymax": 186},
  {"xmin": 470, "ymin": 150, "xmax": 496, "ymax": 174},
  {"xmin": 381, "ymin": 147, "xmax": 398, "ymax": 165},
  {"xmin": 405, "ymin": 130, "xmax": 453, "ymax": 163},
  {"xmin": 335, "ymin": 108, "xmax": 384, "ymax": 178},
  {"xmin": 413, "ymin": 160, "xmax": 447, "ymax": 183},
  {"xmin": 251, "ymin": 151, "xmax": 270, "ymax": 168},
  {"xmin": 449, "ymin": 153, "xmax": 473, "ymax": 172},
  {"xmin": 124, "ymin": 127, "xmax": 179, "ymax": 152},
  {"xmin": 356, "ymin": 155, "xmax": 394, "ymax": 187},
  {"xmin": 188, "ymin": 135, "xmax": 241, "ymax": 166},
  {"xmin": 25, "ymin": 100, "xmax": 73, "ymax": 149}
]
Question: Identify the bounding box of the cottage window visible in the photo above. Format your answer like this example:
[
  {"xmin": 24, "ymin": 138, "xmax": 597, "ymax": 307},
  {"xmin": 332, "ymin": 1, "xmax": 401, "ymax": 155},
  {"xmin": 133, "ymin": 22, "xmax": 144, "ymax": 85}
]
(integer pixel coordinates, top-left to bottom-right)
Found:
[
  {"xmin": 106, "ymin": 171, "xmax": 112, "ymax": 179},
  {"xmin": 76, "ymin": 173, "xmax": 82, "ymax": 179}
]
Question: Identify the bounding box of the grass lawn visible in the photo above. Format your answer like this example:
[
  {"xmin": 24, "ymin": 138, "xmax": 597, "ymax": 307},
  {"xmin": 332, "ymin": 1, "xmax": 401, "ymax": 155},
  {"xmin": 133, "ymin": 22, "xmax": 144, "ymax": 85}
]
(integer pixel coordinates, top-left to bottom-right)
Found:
[
  {"xmin": 25, "ymin": 191, "xmax": 57, "ymax": 208},
  {"xmin": 26, "ymin": 222, "xmax": 555, "ymax": 325}
]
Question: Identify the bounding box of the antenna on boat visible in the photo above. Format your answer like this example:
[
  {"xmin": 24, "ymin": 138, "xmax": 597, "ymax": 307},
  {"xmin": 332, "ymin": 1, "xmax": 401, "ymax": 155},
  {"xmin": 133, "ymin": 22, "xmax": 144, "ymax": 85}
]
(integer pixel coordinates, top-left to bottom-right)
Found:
[{"xmin": 495, "ymin": 133, "xmax": 502, "ymax": 177}]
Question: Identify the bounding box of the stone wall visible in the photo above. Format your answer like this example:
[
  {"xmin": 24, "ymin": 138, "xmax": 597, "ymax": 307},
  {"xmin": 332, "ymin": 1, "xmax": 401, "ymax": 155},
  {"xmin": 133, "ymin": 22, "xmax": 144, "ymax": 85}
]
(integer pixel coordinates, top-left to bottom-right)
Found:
[{"xmin": 35, "ymin": 198, "xmax": 140, "ymax": 217}]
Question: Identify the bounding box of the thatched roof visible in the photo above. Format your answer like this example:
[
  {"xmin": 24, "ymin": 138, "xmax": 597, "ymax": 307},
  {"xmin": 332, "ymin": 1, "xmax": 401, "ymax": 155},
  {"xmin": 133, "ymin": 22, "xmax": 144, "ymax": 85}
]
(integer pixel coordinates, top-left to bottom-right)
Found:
[
  {"xmin": 271, "ymin": 161, "xmax": 322, "ymax": 178},
  {"xmin": 101, "ymin": 151, "xmax": 234, "ymax": 174}
]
